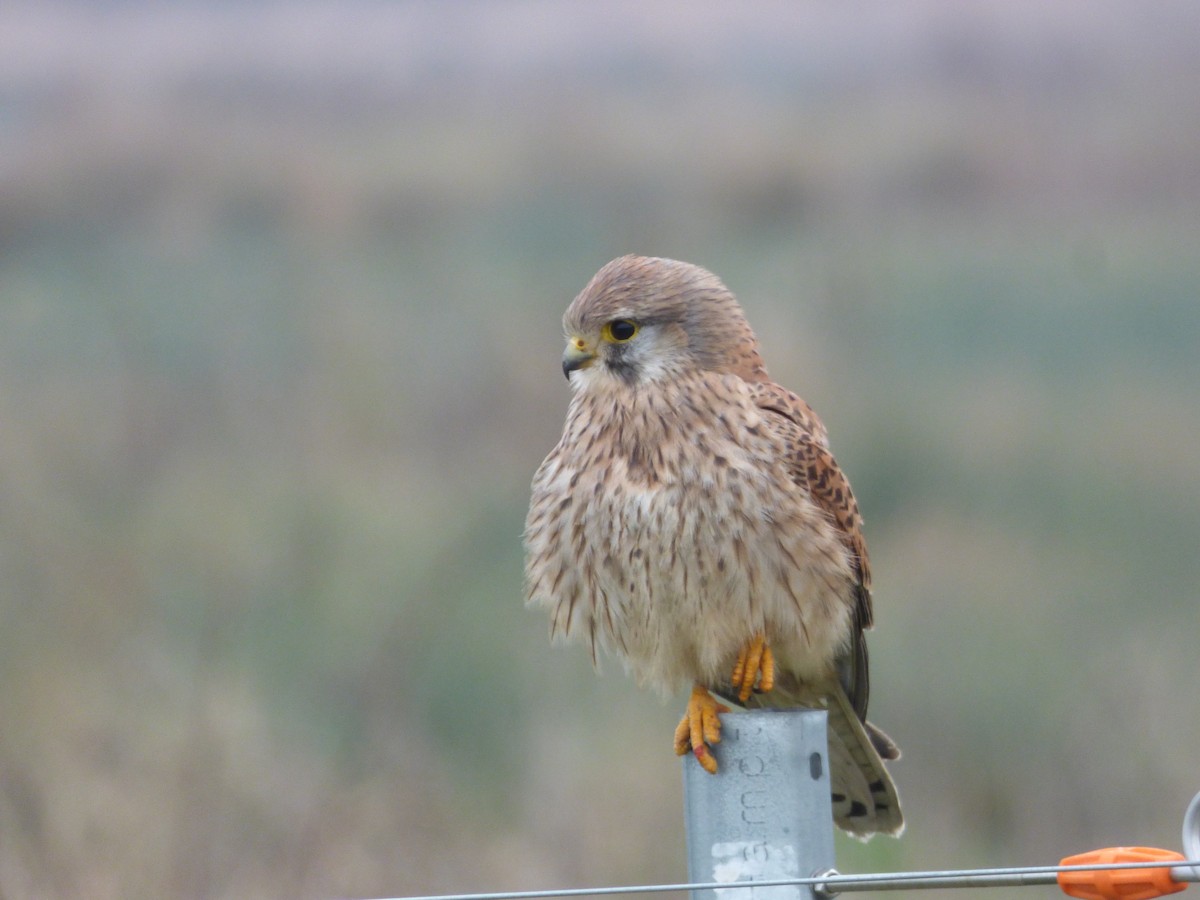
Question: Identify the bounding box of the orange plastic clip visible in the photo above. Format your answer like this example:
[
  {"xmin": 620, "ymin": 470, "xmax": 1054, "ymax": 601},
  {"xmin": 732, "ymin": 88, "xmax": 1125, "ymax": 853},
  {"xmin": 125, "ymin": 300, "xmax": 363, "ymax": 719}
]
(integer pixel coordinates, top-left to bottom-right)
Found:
[{"xmin": 1058, "ymin": 848, "xmax": 1188, "ymax": 900}]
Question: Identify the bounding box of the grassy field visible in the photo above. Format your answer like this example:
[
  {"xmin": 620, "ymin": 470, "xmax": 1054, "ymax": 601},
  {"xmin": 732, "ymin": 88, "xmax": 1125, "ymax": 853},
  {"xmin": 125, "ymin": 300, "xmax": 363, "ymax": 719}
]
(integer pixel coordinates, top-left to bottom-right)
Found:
[{"xmin": 1, "ymin": 2, "xmax": 1198, "ymax": 897}]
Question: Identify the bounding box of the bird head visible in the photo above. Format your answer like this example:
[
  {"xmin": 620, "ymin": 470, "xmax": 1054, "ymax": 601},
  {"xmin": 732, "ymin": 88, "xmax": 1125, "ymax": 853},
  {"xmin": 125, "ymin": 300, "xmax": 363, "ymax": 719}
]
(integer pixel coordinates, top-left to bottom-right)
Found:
[{"xmin": 560, "ymin": 255, "xmax": 769, "ymax": 390}]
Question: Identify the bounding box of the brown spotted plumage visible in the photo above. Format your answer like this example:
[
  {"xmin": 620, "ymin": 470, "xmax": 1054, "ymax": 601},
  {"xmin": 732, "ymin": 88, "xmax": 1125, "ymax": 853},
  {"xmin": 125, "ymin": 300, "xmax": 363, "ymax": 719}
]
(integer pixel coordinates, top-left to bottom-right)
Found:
[{"xmin": 523, "ymin": 255, "xmax": 903, "ymax": 837}]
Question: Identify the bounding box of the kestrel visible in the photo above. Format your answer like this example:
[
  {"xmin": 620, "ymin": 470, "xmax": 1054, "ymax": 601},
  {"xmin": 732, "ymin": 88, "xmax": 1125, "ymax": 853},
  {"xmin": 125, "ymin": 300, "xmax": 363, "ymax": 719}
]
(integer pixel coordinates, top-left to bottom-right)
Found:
[{"xmin": 523, "ymin": 255, "xmax": 903, "ymax": 838}]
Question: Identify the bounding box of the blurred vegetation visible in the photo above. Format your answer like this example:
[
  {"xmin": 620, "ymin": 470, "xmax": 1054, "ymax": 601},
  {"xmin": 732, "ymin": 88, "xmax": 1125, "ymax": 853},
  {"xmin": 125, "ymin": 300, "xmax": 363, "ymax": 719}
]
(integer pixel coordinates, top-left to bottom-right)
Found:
[{"xmin": 0, "ymin": 2, "xmax": 1198, "ymax": 897}]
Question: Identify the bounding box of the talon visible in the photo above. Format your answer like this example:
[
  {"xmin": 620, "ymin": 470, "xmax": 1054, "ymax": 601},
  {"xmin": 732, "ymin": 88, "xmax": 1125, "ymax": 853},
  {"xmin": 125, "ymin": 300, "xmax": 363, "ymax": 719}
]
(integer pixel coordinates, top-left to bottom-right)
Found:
[
  {"xmin": 731, "ymin": 634, "xmax": 775, "ymax": 702},
  {"xmin": 760, "ymin": 643, "xmax": 775, "ymax": 692},
  {"xmin": 674, "ymin": 684, "xmax": 729, "ymax": 774}
]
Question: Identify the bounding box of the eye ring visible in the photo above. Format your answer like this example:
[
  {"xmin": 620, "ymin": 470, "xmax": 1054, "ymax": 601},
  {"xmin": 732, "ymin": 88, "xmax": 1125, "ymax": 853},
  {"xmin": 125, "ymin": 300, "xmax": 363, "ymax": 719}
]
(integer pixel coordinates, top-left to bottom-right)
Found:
[{"xmin": 604, "ymin": 319, "xmax": 639, "ymax": 342}]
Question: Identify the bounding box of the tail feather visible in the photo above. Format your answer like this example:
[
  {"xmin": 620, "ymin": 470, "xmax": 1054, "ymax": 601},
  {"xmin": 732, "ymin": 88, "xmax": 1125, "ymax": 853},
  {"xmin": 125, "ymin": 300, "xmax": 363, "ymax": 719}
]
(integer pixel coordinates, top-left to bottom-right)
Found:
[
  {"xmin": 866, "ymin": 719, "xmax": 901, "ymax": 761},
  {"xmin": 826, "ymin": 687, "xmax": 903, "ymax": 838},
  {"xmin": 720, "ymin": 681, "xmax": 904, "ymax": 839}
]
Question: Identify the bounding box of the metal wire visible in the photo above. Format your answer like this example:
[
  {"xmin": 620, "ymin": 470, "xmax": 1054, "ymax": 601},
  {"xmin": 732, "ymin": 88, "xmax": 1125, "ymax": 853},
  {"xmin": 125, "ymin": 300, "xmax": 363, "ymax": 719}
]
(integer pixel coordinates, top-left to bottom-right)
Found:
[
  {"xmin": 374, "ymin": 789, "xmax": 1200, "ymax": 900},
  {"xmin": 1184, "ymin": 792, "xmax": 1200, "ymax": 865},
  {"xmin": 374, "ymin": 858, "xmax": 1200, "ymax": 900},
  {"xmin": 813, "ymin": 859, "xmax": 1200, "ymax": 894}
]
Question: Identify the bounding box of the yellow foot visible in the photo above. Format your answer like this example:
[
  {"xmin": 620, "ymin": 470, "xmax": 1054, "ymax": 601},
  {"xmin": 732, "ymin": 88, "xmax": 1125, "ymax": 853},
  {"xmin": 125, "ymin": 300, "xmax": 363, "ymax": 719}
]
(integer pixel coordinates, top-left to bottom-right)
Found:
[
  {"xmin": 730, "ymin": 633, "xmax": 775, "ymax": 702},
  {"xmin": 673, "ymin": 684, "xmax": 730, "ymax": 774}
]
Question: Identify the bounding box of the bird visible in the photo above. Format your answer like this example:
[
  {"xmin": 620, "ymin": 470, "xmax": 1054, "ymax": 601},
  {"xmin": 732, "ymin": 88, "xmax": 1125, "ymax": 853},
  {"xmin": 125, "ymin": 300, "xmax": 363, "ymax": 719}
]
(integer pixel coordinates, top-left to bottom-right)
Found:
[{"xmin": 523, "ymin": 255, "xmax": 903, "ymax": 838}]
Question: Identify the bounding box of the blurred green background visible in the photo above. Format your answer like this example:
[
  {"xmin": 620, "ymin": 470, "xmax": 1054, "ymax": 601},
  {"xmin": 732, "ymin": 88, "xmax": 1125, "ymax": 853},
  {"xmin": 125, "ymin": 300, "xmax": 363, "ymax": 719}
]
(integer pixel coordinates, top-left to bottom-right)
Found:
[{"xmin": 1, "ymin": 2, "xmax": 1197, "ymax": 898}]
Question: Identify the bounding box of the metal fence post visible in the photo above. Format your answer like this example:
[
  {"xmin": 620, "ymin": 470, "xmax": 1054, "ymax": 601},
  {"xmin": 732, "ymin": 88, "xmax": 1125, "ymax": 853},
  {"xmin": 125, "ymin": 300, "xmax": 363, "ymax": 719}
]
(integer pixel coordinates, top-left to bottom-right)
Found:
[{"xmin": 683, "ymin": 709, "xmax": 836, "ymax": 900}]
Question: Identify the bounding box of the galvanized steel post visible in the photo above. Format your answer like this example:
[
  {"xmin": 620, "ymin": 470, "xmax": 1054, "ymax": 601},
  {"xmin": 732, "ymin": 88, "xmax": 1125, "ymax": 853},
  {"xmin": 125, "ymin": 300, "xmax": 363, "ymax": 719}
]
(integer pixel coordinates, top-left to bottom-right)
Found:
[{"xmin": 682, "ymin": 709, "xmax": 836, "ymax": 900}]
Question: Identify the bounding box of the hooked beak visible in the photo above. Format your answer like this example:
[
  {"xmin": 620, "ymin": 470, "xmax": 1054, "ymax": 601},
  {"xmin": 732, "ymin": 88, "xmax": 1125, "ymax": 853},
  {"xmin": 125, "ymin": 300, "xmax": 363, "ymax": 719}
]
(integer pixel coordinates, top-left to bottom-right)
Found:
[{"xmin": 562, "ymin": 336, "xmax": 597, "ymax": 380}]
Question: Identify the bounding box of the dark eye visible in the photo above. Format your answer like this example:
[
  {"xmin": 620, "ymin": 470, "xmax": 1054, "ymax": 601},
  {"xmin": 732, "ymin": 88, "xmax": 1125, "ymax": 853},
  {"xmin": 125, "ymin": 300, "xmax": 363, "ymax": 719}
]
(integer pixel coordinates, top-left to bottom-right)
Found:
[{"xmin": 605, "ymin": 319, "xmax": 639, "ymax": 342}]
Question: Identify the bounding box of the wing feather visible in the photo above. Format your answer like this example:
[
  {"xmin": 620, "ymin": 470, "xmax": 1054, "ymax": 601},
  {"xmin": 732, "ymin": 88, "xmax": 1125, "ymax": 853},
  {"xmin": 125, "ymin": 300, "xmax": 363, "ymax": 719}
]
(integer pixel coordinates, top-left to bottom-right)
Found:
[{"xmin": 749, "ymin": 381, "xmax": 874, "ymax": 721}]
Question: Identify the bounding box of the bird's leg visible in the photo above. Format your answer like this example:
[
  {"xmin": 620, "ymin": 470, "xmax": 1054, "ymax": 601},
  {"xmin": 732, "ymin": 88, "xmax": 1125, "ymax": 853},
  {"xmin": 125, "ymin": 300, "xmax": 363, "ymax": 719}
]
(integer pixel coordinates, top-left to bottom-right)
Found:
[
  {"xmin": 730, "ymin": 632, "xmax": 775, "ymax": 702},
  {"xmin": 673, "ymin": 684, "xmax": 730, "ymax": 774}
]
